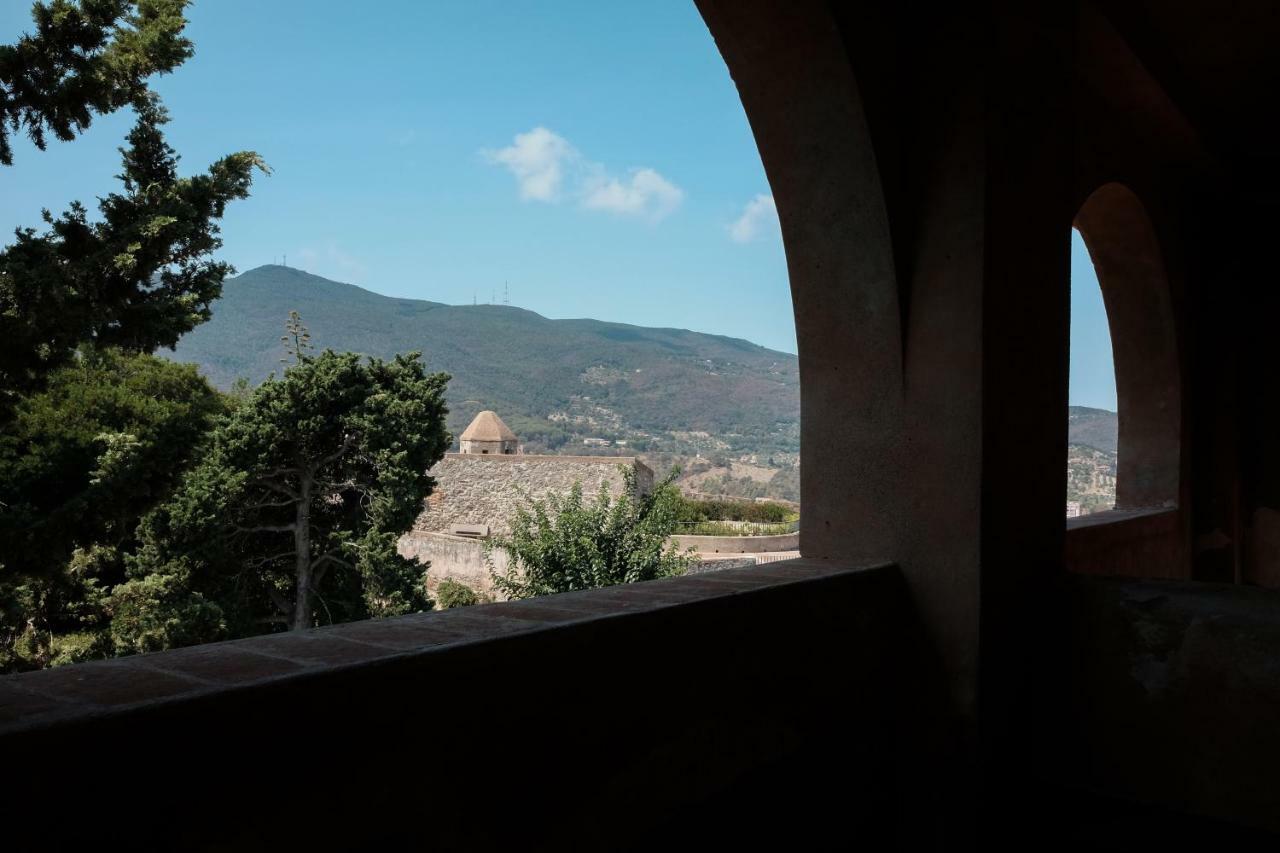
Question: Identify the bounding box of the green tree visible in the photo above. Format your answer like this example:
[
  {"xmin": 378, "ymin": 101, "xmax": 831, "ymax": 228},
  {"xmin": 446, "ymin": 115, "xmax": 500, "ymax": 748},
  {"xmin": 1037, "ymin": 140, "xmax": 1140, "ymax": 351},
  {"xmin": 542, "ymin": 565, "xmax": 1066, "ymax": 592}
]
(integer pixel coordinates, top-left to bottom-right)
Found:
[
  {"xmin": 0, "ymin": 95, "xmax": 266, "ymax": 417},
  {"xmin": 1, "ymin": 0, "xmax": 193, "ymax": 166},
  {"xmin": 123, "ymin": 347, "xmax": 451, "ymax": 645},
  {"xmin": 0, "ymin": 347, "xmax": 228, "ymax": 671},
  {"xmin": 488, "ymin": 468, "xmax": 695, "ymax": 599}
]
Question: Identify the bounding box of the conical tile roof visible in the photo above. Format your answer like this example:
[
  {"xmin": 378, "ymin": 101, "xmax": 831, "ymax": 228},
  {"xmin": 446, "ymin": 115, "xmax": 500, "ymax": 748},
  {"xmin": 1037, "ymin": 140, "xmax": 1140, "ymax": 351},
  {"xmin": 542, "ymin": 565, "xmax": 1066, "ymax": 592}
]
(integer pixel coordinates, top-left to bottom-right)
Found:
[{"xmin": 460, "ymin": 410, "xmax": 518, "ymax": 443}]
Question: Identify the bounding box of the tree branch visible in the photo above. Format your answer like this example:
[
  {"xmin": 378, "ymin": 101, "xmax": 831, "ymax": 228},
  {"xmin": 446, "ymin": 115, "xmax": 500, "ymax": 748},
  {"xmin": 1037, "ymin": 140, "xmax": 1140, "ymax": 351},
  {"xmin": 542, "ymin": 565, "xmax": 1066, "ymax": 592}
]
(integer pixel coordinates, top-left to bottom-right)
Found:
[
  {"xmin": 242, "ymin": 497, "xmax": 297, "ymax": 510},
  {"xmin": 312, "ymin": 551, "xmax": 354, "ymax": 584},
  {"xmin": 253, "ymin": 479, "xmax": 301, "ymax": 499},
  {"xmin": 267, "ymin": 588, "xmax": 291, "ymax": 617},
  {"xmin": 242, "ymin": 550, "xmax": 296, "ymax": 569},
  {"xmin": 315, "ymin": 434, "xmax": 358, "ymax": 472},
  {"xmin": 234, "ymin": 523, "xmax": 297, "ymax": 534}
]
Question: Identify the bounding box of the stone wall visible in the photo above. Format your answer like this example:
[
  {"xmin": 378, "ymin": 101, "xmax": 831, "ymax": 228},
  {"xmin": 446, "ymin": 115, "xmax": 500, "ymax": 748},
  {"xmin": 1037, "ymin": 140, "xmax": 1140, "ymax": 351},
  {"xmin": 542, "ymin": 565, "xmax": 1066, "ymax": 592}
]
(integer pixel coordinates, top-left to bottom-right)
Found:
[
  {"xmin": 398, "ymin": 531, "xmax": 510, "ymax": 600},
  {"xmin": 401, "ymin": 453, "xmax": 654, "ymax": 601},
  {"xmin": 671, "ymin": 531, "xmax": 800, "ymax": 554},
  {"xmin": 0, "ymin": 561, "xmax": 908, "ymax": 850},
  {"xmin": 412, "ymin": 454, "xmax": 653, "ymax": 537}
]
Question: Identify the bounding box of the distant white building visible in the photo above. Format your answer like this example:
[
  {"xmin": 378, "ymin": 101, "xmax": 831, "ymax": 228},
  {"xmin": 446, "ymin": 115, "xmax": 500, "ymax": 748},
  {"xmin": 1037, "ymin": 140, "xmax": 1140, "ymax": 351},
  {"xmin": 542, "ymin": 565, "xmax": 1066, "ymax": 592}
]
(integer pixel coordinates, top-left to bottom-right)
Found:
[{"xmin": 1066, "ymin": 501, "xmax": 1083, "ymax": 518}]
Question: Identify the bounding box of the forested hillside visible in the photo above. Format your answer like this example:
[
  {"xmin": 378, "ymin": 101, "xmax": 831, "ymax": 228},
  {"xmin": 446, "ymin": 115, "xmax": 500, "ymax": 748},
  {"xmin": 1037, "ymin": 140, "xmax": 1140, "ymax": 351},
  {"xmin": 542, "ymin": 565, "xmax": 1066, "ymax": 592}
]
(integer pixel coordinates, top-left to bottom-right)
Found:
[
  {"xmin": 167, "ymin": 266, "xmax": 801, "ymax": 458},
  {"xmin": 1068, "ymin": 406, "xmax": 1118, "ymax": 453}
]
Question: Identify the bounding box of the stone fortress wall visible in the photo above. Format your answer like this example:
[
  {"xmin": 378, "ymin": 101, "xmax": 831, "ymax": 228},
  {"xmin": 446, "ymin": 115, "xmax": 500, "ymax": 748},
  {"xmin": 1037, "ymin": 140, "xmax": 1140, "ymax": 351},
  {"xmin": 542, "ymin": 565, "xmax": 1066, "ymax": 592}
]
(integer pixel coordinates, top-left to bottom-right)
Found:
[
  {"xmin": 398, "ymin": 451, "xmax": 653, "ymax": 600},
  {"xmin": 411, "ymin": 453, "xmax": 654, "ymax": 537},
  {"xmin": 398, "ymin": 532, "xmax": 511, "ymax": 599}
]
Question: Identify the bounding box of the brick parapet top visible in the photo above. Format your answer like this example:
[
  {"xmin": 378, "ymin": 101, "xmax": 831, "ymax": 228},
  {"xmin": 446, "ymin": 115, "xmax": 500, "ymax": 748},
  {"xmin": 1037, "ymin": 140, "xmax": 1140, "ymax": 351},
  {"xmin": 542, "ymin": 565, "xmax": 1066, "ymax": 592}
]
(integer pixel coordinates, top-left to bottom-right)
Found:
[{"xmin": 0, "ymin": 559, "xmax": 886, "ymax": 737}]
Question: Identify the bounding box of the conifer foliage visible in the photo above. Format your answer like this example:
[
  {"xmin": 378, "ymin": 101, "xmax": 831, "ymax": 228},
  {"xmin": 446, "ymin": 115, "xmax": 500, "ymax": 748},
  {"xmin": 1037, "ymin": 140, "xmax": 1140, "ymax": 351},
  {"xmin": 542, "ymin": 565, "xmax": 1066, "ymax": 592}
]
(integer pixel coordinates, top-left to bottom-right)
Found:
[
  {"xmin": 122, "ymin": 348, "xmax": 452, "ymax": 645},
  {"xmin": 0, "ymin": 94, "xmax": 267, "ymax": 417},
  {"xmin": 0, "ymin": 0, "xmax": 193, "ymax": 166}
]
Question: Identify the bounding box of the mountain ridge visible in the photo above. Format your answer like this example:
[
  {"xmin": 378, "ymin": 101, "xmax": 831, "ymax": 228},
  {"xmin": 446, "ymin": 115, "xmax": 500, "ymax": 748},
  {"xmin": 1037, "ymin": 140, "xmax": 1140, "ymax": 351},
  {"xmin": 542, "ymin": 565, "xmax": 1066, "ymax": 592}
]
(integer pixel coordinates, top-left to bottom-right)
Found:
[{"xmin": 167, "ymin": 265, "xmax": 801, "ymax": 455}]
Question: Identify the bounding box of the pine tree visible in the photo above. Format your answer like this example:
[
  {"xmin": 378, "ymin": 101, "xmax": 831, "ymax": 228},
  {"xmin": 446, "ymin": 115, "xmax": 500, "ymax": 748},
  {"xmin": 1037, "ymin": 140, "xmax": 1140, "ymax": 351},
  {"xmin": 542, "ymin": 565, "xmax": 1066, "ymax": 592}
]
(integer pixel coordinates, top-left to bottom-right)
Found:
[
  {"xmin": 0, "ymin": 95, "xmax": 267, "ymax": 418},
  {"xmin": 122, "ymin": 350, "xmax": 451, "ymax": 645},
  {"xmin": 0, "ymin": 0, "xmax": 193, "ymax": 166}
]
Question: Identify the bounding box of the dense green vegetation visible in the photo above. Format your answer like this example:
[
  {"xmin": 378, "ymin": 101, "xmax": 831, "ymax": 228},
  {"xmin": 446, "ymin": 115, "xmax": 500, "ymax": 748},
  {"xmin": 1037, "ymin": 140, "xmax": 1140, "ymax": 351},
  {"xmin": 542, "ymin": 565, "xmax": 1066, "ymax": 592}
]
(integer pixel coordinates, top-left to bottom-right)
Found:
[
  {"xmin": 166, "ymin": 265, "xmax": 801, "ymax": 458},
  {"xmin": 674, "ymin": 495, "xmax": 796, "ymax": 524},
  {"xmin": 488, "ymin": 468, "xmax": 695, "ymax": 598},
  {"xmin": 125, "ymin": 348, "xmax": 450, "ymax": 646},
  {"xmin": 0, "ymin": 343, "xmax": 452, "ymax": 670},
  {"xmin": 0, "ymin": 349, "xmax": 229, "ymax": 670},
  {"xmin": 0, "ymin": 0, "xmax": 269, "ymax": 670},
  {"xmin": 0, "ymin": 94, "xmax": 265, "ymax": 419}
]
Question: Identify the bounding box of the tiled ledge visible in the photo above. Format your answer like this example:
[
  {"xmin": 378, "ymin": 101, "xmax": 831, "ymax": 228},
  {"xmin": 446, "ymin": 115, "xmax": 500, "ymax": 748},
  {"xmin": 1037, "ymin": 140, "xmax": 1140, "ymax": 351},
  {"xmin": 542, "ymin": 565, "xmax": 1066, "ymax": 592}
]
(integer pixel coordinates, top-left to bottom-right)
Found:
[
  {"xmin": 1065, "ymin": 506, "xmax": 1177, "ymax": 532},
  {"xmin": 0, "ymin": 558, "xmax": 884, "ymax": 736}
]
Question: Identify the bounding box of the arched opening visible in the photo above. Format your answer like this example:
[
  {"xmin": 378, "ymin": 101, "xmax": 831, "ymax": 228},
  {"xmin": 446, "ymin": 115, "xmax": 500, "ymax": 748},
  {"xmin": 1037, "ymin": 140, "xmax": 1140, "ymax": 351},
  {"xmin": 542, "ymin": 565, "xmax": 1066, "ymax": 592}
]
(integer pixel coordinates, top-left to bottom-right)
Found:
[
  {"xmin": 0, "ymin": 1, "xmax": 807, "ymax": 670},
  {"xmin": 699, "ymin": 1, "xmax": 900, "ymax": 563},
  {"xmin": 1071, "ymin": 183, "xmax": 1180, "ymax": 515},
  {"xmin": 1067, "ymin": 228, "xmax": 1119, "ymax": 516}
]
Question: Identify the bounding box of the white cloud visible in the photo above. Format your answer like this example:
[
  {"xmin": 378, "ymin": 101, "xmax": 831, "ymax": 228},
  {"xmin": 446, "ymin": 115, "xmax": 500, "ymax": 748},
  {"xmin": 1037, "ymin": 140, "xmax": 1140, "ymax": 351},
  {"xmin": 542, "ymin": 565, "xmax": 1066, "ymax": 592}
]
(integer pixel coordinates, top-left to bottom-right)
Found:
[
  {"xmin": 483, "ymin": 126, "xmax": 579, "ymax": 202},
  {"xmin": 484, "ymin": 126, "xmax": 683, "ymax": 221},
  {"xmin": 296, "ymin": 245, "xmax": 366, "ymax": 281},
  {"xmin": 728, "ymin": 193, "xmax": 779, "ymax": 243},
  {"xmin": 582, "ymin": 167, "xmax": 684, "ymax": 222}
]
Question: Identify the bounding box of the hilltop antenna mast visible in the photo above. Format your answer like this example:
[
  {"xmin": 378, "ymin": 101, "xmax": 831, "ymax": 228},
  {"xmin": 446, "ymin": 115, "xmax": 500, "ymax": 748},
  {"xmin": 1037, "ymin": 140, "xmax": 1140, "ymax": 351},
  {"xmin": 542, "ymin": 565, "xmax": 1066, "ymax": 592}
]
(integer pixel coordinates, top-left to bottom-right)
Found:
[{"xmin": 504, "ymin": 281, "xmax": 510, "ymax": 305}]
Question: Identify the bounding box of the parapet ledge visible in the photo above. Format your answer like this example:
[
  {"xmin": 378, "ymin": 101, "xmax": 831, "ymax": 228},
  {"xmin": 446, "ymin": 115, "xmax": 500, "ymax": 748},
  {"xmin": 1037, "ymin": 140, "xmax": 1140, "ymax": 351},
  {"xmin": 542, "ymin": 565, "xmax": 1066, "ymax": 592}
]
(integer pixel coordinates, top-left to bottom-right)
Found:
[{"xmin": 0, "ymin": 558, "xmax": 890, "ymax": 737}]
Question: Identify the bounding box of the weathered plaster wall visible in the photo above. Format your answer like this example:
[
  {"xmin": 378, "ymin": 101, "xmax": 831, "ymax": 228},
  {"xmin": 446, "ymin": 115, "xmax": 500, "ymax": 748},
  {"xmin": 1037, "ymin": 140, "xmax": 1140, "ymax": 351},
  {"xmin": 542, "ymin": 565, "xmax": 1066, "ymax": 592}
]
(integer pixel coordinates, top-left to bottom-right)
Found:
[
  {"xmin": 412, "ymin": 454, "xmax": 653, "ymax": 537},
  {"xmin": 1065, "ymin": 509, "xmax": 1185, "ymax": 579},
  {"xmin": 1040, "ymin": 577, "xmax": 1280, "ymax": 834},
  {"xmin": 398, "ymin": 531, "xmax": 511, "ymax": 600}
]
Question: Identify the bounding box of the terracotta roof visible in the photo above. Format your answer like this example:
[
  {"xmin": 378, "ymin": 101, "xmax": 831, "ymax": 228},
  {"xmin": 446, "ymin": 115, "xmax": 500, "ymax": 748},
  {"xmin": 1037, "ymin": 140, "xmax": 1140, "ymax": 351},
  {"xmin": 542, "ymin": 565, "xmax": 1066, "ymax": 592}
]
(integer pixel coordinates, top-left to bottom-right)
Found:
[{"xmin": 460, "ymin": 410, "xmax": 518, "ymax": 443}]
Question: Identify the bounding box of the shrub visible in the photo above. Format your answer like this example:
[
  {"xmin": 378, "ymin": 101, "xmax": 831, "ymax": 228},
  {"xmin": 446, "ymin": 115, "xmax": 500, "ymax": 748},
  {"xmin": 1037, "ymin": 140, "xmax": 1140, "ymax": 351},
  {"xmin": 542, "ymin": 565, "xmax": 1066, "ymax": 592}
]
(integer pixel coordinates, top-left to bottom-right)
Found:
[
  {"xmin": 673, "ymin": 495, "xmax": 796, "ymax": 524},
  {"xmin": 488, "ymin": 468, "xmax": 695, "ymax": 599},
  {"xmin": 436, "ymin": 579, "xmax": 481, "ymax": 609}
]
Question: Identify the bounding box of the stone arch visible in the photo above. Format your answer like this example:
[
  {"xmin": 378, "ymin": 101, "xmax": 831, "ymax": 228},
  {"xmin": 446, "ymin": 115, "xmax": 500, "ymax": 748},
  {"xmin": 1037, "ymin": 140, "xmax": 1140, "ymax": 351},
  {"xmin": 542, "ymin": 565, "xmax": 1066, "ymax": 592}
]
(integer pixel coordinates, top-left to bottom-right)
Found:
[
  {"xmin": 1073, "ymin": 182, "xmax": 1181, "ymax": 510},
  {"xmin": 697, "ymin": 1, "xmax": 901, "ymax": 560}
]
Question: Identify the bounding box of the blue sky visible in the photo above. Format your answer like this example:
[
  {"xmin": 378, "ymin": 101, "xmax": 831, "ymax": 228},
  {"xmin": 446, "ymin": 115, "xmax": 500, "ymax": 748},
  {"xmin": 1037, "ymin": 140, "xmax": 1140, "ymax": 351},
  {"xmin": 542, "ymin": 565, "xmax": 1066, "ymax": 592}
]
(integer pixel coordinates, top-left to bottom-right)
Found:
[
  {"xmin": 1070, "ymin": 230, "xmax": 1118, "ymax": 410},
  {"xmin": 0, "ymin": 1, "xmax": 1116, "ymax": 408}
]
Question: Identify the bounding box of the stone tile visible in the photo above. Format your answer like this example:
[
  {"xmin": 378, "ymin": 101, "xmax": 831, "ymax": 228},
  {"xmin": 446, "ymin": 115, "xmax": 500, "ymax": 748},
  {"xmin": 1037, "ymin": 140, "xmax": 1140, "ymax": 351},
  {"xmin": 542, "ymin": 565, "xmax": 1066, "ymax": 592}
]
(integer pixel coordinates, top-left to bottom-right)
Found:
[
  {"xmin": 325, "ymin": 614, "xmax": 492, "ymax": 651},
  {"xmin": 580, "ymin": 585, "xmax": 721, "ymax": 608},
  {"xmin": 467, "ymin": 600, "xmax": 587, "ymax": 624},
  {"xmin": 532, "ymin": 590, "xmax": 664, "ymax": 615},
  {"xmin": 14, "ymin": 661, "xmax": 204, "ymax": 707},
  {"xmin": 425, "ymin": 609, "xmax": 543, "ymax": 638},
  {"xmin": 670, "ymin": 573, "xmax": 774, "ymax": 590},
  {"xmin": 141, "ymin": 644, "xmax": 306, "ymax": 685},
  {"xmin": 243, "ymin": 632, "xmax": 401, "ymax": 667},
  {"xmin": 0, "ymin": 683, "xmax": 68, "ymax": 726}
]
